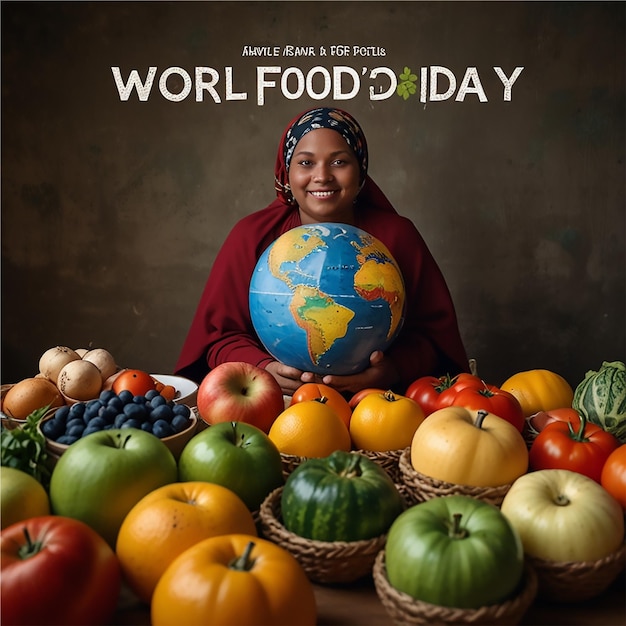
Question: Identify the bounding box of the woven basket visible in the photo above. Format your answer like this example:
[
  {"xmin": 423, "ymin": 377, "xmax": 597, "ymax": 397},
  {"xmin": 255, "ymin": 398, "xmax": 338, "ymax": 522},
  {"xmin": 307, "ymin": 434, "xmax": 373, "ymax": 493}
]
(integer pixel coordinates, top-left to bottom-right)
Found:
[
  {"xmin": 373, "ymin": 550, "xmax": 538, "ymax": 625},
  {"xmin": 279, "ymin": 452, "xmax": 308, "ymax": 478},
  {"xmin": 398, "ymin": 448, "xmax": 511, "ymax": 508},
  {"xmin": 259, "ymin": 486, "xmax": 387, "ymax": 584},
  {"xmin": 528, "ymin": 542, "xmax": 626, "ymax": 603},
  {"xmin": 356, "ymin": 447, "xmax": 405, "ymax": 483}
]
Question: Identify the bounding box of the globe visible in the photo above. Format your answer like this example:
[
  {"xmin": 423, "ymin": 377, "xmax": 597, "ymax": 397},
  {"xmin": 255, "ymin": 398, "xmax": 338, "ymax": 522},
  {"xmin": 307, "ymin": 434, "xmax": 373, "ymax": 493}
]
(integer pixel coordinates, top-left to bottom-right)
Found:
[{"xmin": 249, "ymin": 223, "xmax": 406, "ymax": 376}]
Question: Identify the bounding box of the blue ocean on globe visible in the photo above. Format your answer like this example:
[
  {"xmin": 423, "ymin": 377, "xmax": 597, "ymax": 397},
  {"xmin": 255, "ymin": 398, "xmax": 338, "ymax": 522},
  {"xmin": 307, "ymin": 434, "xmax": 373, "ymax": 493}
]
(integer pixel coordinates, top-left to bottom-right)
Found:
[{"xmin": 249, "ymin": 222, "xmax": 406, "ymax": 375}]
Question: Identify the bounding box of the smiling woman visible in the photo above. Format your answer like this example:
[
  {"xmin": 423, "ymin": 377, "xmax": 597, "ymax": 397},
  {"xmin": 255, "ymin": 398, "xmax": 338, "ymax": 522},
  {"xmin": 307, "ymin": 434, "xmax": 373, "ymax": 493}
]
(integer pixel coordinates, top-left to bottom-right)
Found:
[{"xmin": 175, "ymin": 107, "xmax": 469, "ymax": 397}]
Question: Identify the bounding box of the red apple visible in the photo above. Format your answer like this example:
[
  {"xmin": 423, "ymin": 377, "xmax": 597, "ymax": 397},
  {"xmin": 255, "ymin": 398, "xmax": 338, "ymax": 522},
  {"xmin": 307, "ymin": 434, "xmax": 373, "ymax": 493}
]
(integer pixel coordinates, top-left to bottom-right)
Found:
[{"xmin": 197, "ymin": 362, "xmax": 285, "ymax": 433}]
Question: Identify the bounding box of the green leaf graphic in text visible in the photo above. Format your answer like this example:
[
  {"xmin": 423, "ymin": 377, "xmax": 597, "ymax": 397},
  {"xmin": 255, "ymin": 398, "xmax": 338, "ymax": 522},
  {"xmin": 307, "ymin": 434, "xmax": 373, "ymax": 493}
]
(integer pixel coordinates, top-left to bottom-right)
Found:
[{"xmin": 397, "ymin": 66, "xmax": 418, "ymax": 100}]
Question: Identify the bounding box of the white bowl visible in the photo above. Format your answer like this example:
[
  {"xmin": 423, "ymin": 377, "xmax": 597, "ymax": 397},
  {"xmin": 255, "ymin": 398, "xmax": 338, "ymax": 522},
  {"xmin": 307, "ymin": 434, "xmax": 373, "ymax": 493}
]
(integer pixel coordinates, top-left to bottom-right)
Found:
[{"xmin": 150, "ymin": 374, "xmax": 198, "ymax": 407}]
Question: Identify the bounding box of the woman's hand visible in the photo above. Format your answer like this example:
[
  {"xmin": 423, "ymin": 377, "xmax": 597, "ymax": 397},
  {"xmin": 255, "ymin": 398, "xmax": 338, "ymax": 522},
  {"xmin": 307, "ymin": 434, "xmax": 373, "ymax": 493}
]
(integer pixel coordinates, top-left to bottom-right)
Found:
[
  {"xmin": 265, "ymin": 361, "xmax": 322, "ymax": 395},
  {"xmin": 321, "ymin": 351, "xmax": 400, "ymax": 395}
]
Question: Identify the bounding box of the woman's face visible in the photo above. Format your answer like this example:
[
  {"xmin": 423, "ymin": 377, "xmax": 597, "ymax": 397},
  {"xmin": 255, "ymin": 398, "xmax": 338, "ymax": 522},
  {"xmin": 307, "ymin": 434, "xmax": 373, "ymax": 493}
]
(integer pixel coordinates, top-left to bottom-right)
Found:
[{"xmin": 288, "ymin": 128, "xmax": 361, "ymax": 224}]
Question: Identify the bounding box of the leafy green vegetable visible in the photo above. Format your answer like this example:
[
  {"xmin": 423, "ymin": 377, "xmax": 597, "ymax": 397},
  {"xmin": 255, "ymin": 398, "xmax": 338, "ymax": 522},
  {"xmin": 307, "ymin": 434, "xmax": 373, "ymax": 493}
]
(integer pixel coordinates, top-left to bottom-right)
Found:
[
  {"xmin": 572, "ymin": 361, "xmax": 626, "ymax": 443},
  {"xmin": 1, "ymin": 405, "xmax": 52, "ymax": 490}
]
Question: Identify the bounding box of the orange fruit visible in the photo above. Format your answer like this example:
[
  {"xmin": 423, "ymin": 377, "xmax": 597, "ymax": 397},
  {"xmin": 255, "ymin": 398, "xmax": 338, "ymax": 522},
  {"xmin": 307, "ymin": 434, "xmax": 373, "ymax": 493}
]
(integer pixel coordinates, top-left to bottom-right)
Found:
[
  {"xmin": 290, "ymin": 383, "xmax": 352, "ymax": 428},
  {"xmin": 349, "ymin": 390, "xmax": 425, "ymax": 452},
  {"xmin": 115, "ymin": 481, "xmax": 257, "ymax": 603},
  {"xmin": 268, "ymin": 399, "xmax": 351, "ymax": 458}
]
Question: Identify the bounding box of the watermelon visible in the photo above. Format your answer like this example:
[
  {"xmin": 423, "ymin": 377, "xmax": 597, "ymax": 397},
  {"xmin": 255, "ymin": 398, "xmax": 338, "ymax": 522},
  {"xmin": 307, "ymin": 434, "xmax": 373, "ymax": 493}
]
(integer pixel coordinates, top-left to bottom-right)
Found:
[{"xmin": 572, "ymin": 361, "xmax": 626, "ymax": 443}]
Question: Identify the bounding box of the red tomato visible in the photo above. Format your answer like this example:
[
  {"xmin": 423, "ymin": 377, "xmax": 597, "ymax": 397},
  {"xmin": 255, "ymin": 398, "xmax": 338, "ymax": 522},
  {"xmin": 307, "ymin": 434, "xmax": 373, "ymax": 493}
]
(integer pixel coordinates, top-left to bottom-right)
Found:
[
  {"xmin": 404, "ymin": 376, "xmax": 450, "ymax": 416},
  {"xmin": 529, "ymin": 414, "xmax": 620, "ymax": 483},
  {"xmin": 1, "ymin": 515, "xmax": 121, "ymax": 625},
  {"xmin": 434, "ymin": 374, "xmax": 486, "ymax": 408},
  {"xmin": 112, "ymin": 369, "xmax": 156, "ymax": 396},
  {"xmin": 601, "ymin": 445, "xmax": 626, "ymax": 510},
  {"xmin": 435, "ymin": 384, "xmax": 525, "ymax": 432}
]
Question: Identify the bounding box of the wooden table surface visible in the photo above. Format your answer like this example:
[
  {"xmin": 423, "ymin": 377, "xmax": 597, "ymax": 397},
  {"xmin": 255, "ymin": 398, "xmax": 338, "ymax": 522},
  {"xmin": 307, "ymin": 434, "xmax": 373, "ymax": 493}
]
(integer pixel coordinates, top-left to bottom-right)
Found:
[{"xmin": 115, "ymin": 568, "xmax": 625, "ymax": 625}]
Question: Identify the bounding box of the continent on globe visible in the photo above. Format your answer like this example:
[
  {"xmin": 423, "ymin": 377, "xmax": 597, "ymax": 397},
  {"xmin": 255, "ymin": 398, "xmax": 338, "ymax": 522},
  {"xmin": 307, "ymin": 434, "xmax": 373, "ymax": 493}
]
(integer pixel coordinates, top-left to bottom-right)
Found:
[{"xmin": 249, "ymin": 223, "xmax": 406, "ymax": 376}]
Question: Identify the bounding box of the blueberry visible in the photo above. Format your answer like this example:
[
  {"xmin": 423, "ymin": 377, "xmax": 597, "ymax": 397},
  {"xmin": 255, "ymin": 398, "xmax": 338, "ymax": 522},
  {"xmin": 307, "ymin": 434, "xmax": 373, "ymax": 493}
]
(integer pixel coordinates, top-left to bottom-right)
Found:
[
  {"xmin": 118, "ymin": 390, "xmax": 133, "ymax": 405},
  {"xmin": 99, "ymin": 389, "xmax": 117, "ymax": 403},
  {"xmin": 68, "ymin": 403, "xmax": 86, "ymax": 418},
  {"xmin": 150, "ymin": 395, "xmax": 167, "ymax": 409},
  {"xmin": 149, "ymin": 404, "xmax": 174, "ymax": 424},
  {"xmin": 172, "ymin": 414, "xmax": 190, "ymax": 433},
  {"xmin": 145, "ymin": 389, "xmax": 160, "ymax": 401},
  {"xmin": 107, "ymin": 396, "xmax": 124, "ymax": 412},
  {"xmin": 57, "ymin": 435, "xmax": 79, "ymax": 445},
  {"xmin": 132, "ymin": 395, "xmax": 147, "ymax": 405},
  {"xmin": 98, "ymin": 405, "xmax": 118, "ymax": 424},
  {"xmin": 121, "ymin": 419, "xmax": 141, "ymax": 430},
  {"xmin": 123, "ymin": 403, "xmax": 148, "ymax": 420},
  {"xmin": 66, "ymin": 418, "xmax": 85, "ymax": 432},
  {"xmin": 67, "ymin": 423, "xmax": 85, "ymax": 437},
  {"xmin": 114, "ymin": 413, "xmax": 128, "ymax": 428},
  {"xmin": 88, "ymin": 416, "xmax": 106, "ymax": 430},
  {"xmin": 41, "ymin": 418, "xmax": 65, "ymax": 440},
  {"xmin": 152, "ymin": 419, "xmax": 175, "ymax": 438},
  {"xmin": 53, "ymin": 405, "xmax": 70, "ymax": 422},
  {"xmin": 141, "ymin": 421, "xmax": 153, "ymax": 433},
  {"xmin": 82, "ymin": 426, "xmax": 101, "ymax": 438},
  {"xmin": 172, "ymin": 404, "xmax": 191, "ymax": 418}
]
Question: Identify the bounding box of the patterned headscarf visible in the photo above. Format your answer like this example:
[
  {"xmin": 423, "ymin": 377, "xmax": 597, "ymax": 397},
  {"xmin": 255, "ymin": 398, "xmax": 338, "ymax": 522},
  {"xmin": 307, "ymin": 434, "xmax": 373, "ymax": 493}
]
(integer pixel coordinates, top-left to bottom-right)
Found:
[{"xmin": 274, "ymin": 107, "xmax": 369, "ymax": 205}]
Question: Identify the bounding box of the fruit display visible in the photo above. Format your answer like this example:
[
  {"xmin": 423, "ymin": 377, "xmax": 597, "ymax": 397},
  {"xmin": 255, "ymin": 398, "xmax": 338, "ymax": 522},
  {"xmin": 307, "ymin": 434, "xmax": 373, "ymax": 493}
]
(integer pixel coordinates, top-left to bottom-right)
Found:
[{"xmin": 1, "ymin": 357, "xmax": 625, "ymax": 624}]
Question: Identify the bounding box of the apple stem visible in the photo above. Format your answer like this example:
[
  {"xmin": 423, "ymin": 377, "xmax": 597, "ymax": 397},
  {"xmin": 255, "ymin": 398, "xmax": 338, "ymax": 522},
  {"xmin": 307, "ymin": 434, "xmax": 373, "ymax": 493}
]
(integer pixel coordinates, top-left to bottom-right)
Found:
[
  {"xmin": 475, "ymin": 410, "xmax": 488, "ymax": 429},
  {"xmin": 229, "ymin": 541, "xmax": 256, "ymax": 571},
  {"xmin": 18, "ymin": 527, "xmax": 44, "ymax": 560},
  {"xmin": 449, "ymin": 513, "xmax": 468, "ymax": 539}
]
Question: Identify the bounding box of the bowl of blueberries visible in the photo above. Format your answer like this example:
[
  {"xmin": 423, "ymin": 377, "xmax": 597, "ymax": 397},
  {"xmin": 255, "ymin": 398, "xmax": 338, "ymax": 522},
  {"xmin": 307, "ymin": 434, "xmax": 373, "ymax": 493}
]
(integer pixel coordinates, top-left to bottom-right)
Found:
[{"xmin": 39, "ymin": 387, "xmax": 198, "ymax": 463}]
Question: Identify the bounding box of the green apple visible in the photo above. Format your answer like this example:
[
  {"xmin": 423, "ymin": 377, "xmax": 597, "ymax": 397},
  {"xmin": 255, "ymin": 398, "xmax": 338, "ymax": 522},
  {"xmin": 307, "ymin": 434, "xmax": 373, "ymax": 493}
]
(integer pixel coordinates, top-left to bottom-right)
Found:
[
  {"xmin": 1, "ymin": 467, "xmax": 50, "ymax": 529},
  {"xmin": 49, "ymin": 428, "xmax": 177, "ymax": 546},
  {"xmin": 178, "ymin": 421, "xmax": 284, "ymax": 511}
]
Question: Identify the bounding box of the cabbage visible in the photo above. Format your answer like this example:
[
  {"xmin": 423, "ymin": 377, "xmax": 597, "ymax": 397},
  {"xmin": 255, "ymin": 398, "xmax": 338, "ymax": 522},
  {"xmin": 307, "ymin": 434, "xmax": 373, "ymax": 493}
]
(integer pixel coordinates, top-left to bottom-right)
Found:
[{"xmin": 572, "ymin": 361, "xmax": 626, "ymax": 443}]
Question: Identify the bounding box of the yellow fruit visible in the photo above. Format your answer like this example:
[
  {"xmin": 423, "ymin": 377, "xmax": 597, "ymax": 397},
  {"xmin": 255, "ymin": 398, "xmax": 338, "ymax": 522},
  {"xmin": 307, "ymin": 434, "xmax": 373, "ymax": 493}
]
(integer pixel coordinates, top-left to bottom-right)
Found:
[
  {"xmin": 57, "ymin": 359, "xmax": 102, "ymax": 401},
  {"xmin": 1, "ymin": 467, "xmax": 50, "ymax": 529},
  {"xmin": 350, "ymin": 390, "xmax": 425, "ymax": 451},
  {"xmin": 268, "ymin": 399, "xmax": 351, "ymax": 458},
  {"xmin": 2, "ymin": 377, "xmax": 64, "ymax": 420},
  {"xmin": 116, "ymin": 481, "xmax": 257, "ymax": 603}
]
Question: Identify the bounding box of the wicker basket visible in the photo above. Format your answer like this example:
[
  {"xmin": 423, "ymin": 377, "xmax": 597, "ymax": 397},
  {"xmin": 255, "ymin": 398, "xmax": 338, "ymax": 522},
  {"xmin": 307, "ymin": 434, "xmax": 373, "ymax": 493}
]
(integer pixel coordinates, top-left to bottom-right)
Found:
[
  {"xmin": 356, "ymin": 447, "xmax": 405, "ymax": 483},
  {"xmin": 259, "ymin": 486, "xmax": 387, "ymax": 584},
  {"xmin": 373, "ymin": 550, "xmax": 538, "ymax": 625},
  {"xmin": 398, "ymin": 448, "xmax": 511, "ymax": 508},
  {"xmin": 528, "ymin": 542, "xmax": 626, "ymax": 603},
  {"xmin": 280, "ymin": 452, "xmax": 308, "ymax": 478}
]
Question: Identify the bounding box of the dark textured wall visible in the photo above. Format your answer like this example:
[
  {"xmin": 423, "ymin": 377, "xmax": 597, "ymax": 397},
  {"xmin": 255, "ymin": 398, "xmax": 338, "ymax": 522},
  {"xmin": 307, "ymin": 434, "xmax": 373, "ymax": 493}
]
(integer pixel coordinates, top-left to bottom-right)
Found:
[{"xmin": 2, "ymin": 1, "xmax": 624, "ymax": 388}]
